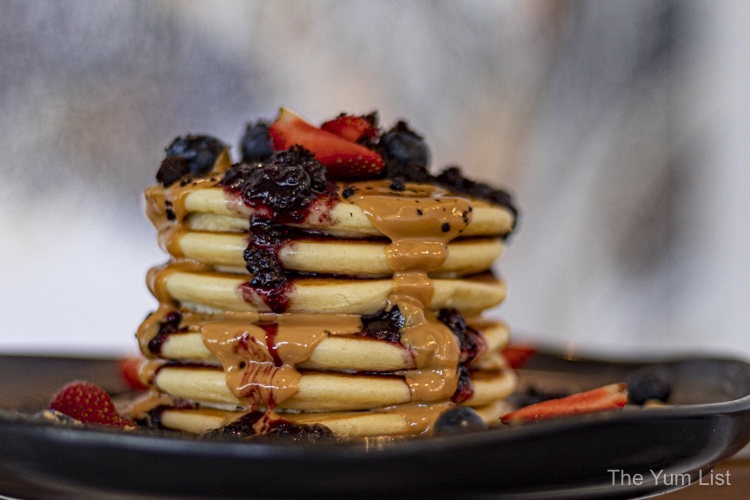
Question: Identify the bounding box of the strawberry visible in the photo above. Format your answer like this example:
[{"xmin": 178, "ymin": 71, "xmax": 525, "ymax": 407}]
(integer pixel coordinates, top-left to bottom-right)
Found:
[
  {"xmin": 269, "ymin": 108, "xmax": 383, "ymax": 180},
  {"xmin": 49, "ymin": 381, "xmax": 137, "ymax": 428},
  {"xmin": 119, "ymin": 357, "xmax": 148, "ymax": 391},
  {"xmin": 502, "ymin": 383, "xmax": 627, "ymax": 424},
  {"xmin": 321, "ymin": 113, "xmax": 379, "ymax": 143},
  {"xmin": 501, "ymin": 345, "xmax": 537, "ymax": 369}
]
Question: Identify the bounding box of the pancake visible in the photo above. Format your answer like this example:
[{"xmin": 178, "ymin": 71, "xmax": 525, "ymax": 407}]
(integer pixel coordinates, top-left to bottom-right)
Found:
[
  {"xmin": 179, "ymin": 186, "xmax": 515, "ymax": 239},
  {"xmin": 156, "ymin": 267, "xmax": 507, "ymax": 315},
  {"xmin": 151, "ymin": 364, "xmax": 516, "ymax": 412},
  {"xmin": 177, "ymin": 231, "xmax": 504, "ymax": 278},
  {"xmin": 152, "ymin": 320, "xmax": 510, "ymax": 372},
  {"xmin": 154, "ymin": 403, "xmax": 457, "ymax": 438}
]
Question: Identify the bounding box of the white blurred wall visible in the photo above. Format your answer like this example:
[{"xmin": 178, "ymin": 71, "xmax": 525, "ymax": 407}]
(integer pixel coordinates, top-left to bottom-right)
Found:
[{"xmin": 0, "ymin": 0, "xmax": 748, "ymax": 358}]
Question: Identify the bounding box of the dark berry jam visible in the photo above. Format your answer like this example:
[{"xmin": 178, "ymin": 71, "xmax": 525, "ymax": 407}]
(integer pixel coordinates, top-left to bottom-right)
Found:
[
  {"xmin": 437, "ymin": 308, "xmax": 486, "ymax": 365},
  {"xmin": 436, "ymin": 166, "xmax": 518, "ymax": 223},
  {"xmin": 207, "ymin": 410, "xmax": 265, "ymax": 438},
  {"xmin": 264, "ymin": 420, "xmax": 334, "ymax": 442},
  {"xmin": 202, "ymin": 411, "xmax": 334, "ymax": 442},
  {"xmin": 451, "ymin": 365, "xmax": 474, "ymax": 404},
  {"xmin": 359, "ymin": 306, "xmax": 405, "ymax": 343},
  {"xmin": 156, "ymin": 156, "xmax": 190, "ymax": 187},
  {"xmin": 220, "ymin": 145, "xmax": 336, "ymax": 223},
  {"xmin": 148, "ymin": 311, "xmax": 187, "ymax": 355},
  {"xmin": 239, "ymin": 280, "xmax": 293, "ymax": 314}
]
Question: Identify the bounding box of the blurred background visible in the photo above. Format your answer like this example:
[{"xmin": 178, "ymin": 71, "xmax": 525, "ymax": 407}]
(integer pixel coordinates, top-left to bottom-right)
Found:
[{"xmin": 1, "ymin": 0, "xmax": 748, "ymax": 358}]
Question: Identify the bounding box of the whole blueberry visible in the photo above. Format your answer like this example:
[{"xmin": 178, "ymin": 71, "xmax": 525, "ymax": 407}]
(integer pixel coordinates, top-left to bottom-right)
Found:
[
  {"xmin": 626, "ymin": 365, "xmax": 673, "ymax": 405},
  {"xmin": 434, "ymin": 406, "xmax": 487, "ymax": 435},
  {"xmin": 240, "ymin": 122, "xmax": 273, "ymax": 162},
  {"xmin": 381, "ymin": 121, "xmax": 430, "ymax": 166},
  {"xmin": 165, "ymin": 135, "xmax": 226, "ymax": 176}
]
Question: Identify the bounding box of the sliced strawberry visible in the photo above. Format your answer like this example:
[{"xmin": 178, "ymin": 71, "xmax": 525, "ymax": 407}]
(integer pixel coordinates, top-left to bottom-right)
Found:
[
  {"xmin": 269, "ymin": 108, "xmax": 383, "ymax": 180},
  {"xmin": 321, "ymin": 113, "xmax": 379, "ymax": 143},
  {"xmin": 119, "ymin": 357, "xmax": 148, "ymax": 391},
  {"xmin": 501, "ymin": 345, "xmax": 537, "ymax": 369},
  {"xmin": 502, "ymin": 383, "xmax": 627, "ymax": 424},
  {"xmin": 49, "ymin": 381, "xmax": 137, "ymax": 428}
]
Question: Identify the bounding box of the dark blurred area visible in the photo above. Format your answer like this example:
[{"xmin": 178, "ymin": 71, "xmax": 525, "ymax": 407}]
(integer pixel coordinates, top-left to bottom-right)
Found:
[{"xmin": 1, "ymin": 0, "xmax": 748, "ymax": 357}]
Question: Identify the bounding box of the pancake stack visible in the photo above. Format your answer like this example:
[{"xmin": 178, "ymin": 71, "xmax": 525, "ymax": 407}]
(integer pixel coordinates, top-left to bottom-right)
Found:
[{"xmin": 127, "ymin": 109, "xmax": 519, "ymax": 438}]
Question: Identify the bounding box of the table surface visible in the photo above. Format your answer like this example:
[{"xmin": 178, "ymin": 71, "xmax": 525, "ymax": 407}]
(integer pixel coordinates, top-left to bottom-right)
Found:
[{"xmin": 664, "ymin": 458, "xmax": 750, "ymax": 499}]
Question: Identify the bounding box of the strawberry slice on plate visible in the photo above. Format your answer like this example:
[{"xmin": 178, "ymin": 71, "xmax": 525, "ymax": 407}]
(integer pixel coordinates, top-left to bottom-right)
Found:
[
  {"xmin": 501, "ymin": 345, "xmax": 537, "ymax": 369},
  {"xmin": 269, "ymin": 108, "xmax": 383, "ymax": 180},
  {"xmin": 502, "ymin": 383, "xmax": 628, "ymax": 424},
  {"xmin": 49, "ymin": 381, "xmax": 137, "ymax": 428},
  {"xmin": 321, "ymin": 113, "xmax": 379, "ymax": 143},
  {"xmin": 119, "ymin": 357, "xmax": 148, "ymax": 391}
]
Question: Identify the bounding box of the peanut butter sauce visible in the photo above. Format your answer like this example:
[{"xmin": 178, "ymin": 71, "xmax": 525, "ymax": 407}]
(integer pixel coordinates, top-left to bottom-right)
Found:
[{"xmin": 348, "ymin": 181, "xmax": 468, "ymax": 402}]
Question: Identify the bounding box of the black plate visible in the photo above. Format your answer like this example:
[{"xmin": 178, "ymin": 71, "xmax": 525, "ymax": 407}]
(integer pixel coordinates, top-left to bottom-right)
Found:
[{"xmin": 1, "ymin": 353, "xmax": 750, "ymax": 499}]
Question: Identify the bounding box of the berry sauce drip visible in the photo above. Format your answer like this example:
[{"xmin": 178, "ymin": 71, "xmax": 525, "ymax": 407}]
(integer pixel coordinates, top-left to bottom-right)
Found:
[
  {"xmin": 451, "ymin": 365, "xmax": 474, "ymax": 404},
  {"xmin": 244, "ymin": 217, "xmax": 291, "ymax": 288},
  {"xmin": 148, "ymin": 311, "xmax": 187, "ymax": 355},
  {"xmin": 239, "ymin": 281, "xmax": 293, "ymax": 314},
  {"xmin": 359, "ymin": 306, "xmax": 405, "ymax": 343},
  {"xmin": 220, "ymin": 145, "xmax": 335, "ymax": 223},
  {"xmin": 437, "ymin": 308, "xmax": 486, "ymax": 365},
  {"xmin": 262, "ymin": 324, "xmax": 282, "ymax": 367},
  {"xmin": 239, "ymin": 217, "xmax": 295, "ymax": 313}
]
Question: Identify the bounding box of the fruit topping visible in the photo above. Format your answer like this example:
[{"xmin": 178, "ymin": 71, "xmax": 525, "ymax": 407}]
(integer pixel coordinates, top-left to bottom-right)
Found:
[
  {"xmin": 502, "ymin": 383, "xmax": 628, "ymax": 424},
  {"xmin": 156, "ymin": 156, "xmax": 190, "ymax": 187},
  {"xmin": 165, "ymin": 134, "xmax": 227, "ymax": 177},
  {"xmin": 119, "ymin": 357, "xmax": 148, "ymax": 391},
  {"xmin": 244, "ymin": 217, "xmax": 291, "ymax": 289},
  {"xmin": 240, "ymin": 122, "xmax": 273, "ymax": 162},
  {"xmin": 320, "ymin": 112, "xmax": 379, "ymax": 143},
  {"xmin": 438, "ymin": 308, "xmax": 485, "ymax": 364},
  {"xmin": 265, "ymin": 421, "xmax": 335, "ymax": 442},
  {"xmin": 380, "ymin": 121, "xmax": 430, "ymax": 167},
  {"xmin": 436, "ymin": 166, "xmax": 518, "ymax": 221},
  {"xmin": 382, "ymin": 160, "xmax": 434, "ymax": 185},
  {"xmin": 221, "ymin": 146, "xmax": 332, "ymax": 220},
  {"xmin": 451, "ymin": 365, "xmax": 474, "ymax": 404},
  {"xmin": 204, "ymin": 410, "xmax": 334, "ymax": 442},
  {"xmin": 501, "ymin": 345, "xmax": 537, "ymax": 369},
  {"xmin": 148, "ymin": 310, "xmax": 187, "ymax": 355},
  {"xmin": 49, "ymin": 381, "xmax": 137, "ymax": 428},
  {"xmin": 434, "ymin": 406, "xmax": 487, "ymax": 435},
  {"xmin": 625, "ymin": 365, "xmax": 672, "ymax": 405},
  {"xmin": 269, "ymin": 108, "xmax": 384, "ymax": 180},
  {"xmin": 360, "ymin": 306, "xmax": 405, "ymax": 343}
]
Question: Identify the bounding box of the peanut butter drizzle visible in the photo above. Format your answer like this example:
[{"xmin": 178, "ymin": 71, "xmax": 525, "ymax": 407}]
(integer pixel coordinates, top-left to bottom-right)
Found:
[
  {"xmin": 198, "ymin": 314, "xmax": 361, "ymax": 409},
  {"xmin": 348, "ymin": 181, "xmax": 471, "ymax": 402}
]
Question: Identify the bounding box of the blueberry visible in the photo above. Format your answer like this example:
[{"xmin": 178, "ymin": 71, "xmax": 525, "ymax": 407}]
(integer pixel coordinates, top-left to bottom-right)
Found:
[
  {"xmin": 434, "ymin": 406, "xmax": 487, "ymax": 435},
  {"xmin": 165, "ymin": 134, "xmax": 226, "ymax": 176},
  {"xmin": 381, "ymin": 121, "xmax": 430, "ymax": 166},
  {"xmin": 626, "ymin": 365, "xmax": 673, "ymax": 405},
  {"xmin": 240, "ymin": 122, "xmax": 273, "ymax": 162}
]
